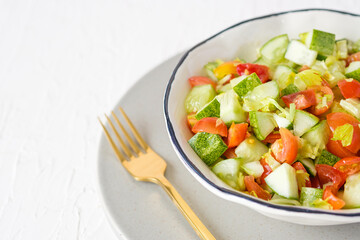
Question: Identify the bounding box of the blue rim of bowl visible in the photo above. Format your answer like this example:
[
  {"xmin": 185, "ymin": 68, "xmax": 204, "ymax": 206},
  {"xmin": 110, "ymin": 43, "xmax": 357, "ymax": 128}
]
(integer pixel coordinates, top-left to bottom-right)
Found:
[{"xmin": 164, "ymin": 8, "xmax": 360, "ymax": 217}]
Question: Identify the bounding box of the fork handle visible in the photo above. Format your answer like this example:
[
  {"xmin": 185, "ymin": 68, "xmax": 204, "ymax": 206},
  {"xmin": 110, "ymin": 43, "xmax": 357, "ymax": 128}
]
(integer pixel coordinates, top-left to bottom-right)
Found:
[{"xmin": 155, "ymin": 175, "xmax": 216, "ymax": 240}]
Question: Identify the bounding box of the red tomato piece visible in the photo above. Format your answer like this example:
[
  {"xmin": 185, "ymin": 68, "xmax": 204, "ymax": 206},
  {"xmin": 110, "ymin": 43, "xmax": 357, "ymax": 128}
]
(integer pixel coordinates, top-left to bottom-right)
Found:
[
  {"xmin": 225, "ymin": 123, "xmax": 248, "ymax": 148},
  {"xmin": 236, "ymin": 63, "xmax": 270, "ymax": 83},
  {"xmin": 308, "ymin": 85, "xmax": 334, "ymax": 115},
  {"xmin": 260, "ymin": 158, "xmax": 272, "ymax": 185},
  {"xmin": 223, "ymin": 147, "xmax": 237, "ymax": 159},
  {"xmin": 244, "ymin": 175, "xmax": 272, "ymax": 200},
  {"xmin": 262, "ymin": 132, "xmax": 281, "ymax": 144},
  {"xmin": 292, "ymin": 162, "xmax": 311, "ymax": 188},
  {"xmin": 327, "ymin": 138, "xmax": 355, "ymax": 158},
  {"xmin": 323, "ymin": 185, "xmax": 345, "ymax": 210},
  {"xmin": 271, "ymin": 128, "xmax": 298, "ymax": 165},
  {"xmin": 188, "ymin": 76, "xmax": 217, "ymax": 89},
  {"xmin": 327, "ymin": 112, "xmax": 360, "ymax": 153},
  {"xmin": 334, "ymin": 157, "xmax": 360, "ymax": 176},
  {"xmin": 281, "ymin": 89, "xmax": 317, "ymax": 110},
  {"xmin": 337, "ymin": 79, "xmax": 360, "ymax": 99},
  {"xmin": 310, "ymin": 175, "xmax": 322, "ymax": 189},
  {"xmin": 346, "ymin": 52, "xmax": 360, "ymax": 66},
  {"xmin": 315, "ymin": 164, "xmax": 346, "ymax": 190},
  {"xmin": 192, "ymin": 117, "xmax": 228, "ymax": 137}
]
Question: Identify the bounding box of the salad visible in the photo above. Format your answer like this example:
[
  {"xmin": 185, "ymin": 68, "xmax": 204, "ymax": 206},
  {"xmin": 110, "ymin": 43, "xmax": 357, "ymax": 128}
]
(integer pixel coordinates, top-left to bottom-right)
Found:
[{"xmin": 184, "ymin": 29, "xmax": 360, "ymax": 210}]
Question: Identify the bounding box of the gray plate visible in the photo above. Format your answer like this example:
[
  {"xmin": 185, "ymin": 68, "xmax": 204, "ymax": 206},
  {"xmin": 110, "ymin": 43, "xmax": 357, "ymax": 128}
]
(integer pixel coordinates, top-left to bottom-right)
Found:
[{"xmin": 97, "ymin": 53, "xmax": 360, "ymax": 240}]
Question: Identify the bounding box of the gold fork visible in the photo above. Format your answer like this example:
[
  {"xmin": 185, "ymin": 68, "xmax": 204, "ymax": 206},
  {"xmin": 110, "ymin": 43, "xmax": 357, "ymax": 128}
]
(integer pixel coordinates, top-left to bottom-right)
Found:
[{"xmin": 99, "ymin": 107, "xmax": 215, "ymax": 240}]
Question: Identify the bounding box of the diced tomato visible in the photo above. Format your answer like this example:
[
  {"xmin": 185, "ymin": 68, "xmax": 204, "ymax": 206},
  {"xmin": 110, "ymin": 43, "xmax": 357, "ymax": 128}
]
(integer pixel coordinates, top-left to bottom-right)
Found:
[
  {"xmin": 187, "ymin": 113, "xmax": 198, "ymax": 129},
  {"xmin": 260, "ymin": 158, "xmax": 272, "ymax": 185},
  {"xmin": 334, "ymin": 157, "xmax": 360, "ymax": 176},
  {"xmin": 271, "ymin": 128, "xmax": 298, "ymax": 165},
  {"xmin": 309, "ymin": 85, "xmax": 334, "ymax": 116},
  {"xmin": 223, "ymin": 147, "xmax": 237, "ymax": 159},
  {"xmin": 327, "ymin": 137, "xmax": 355, "ymax": 158},
  {"xmin": 292, "ymin": 162, "xmax": 311, "ymax": 188},
  {"xmin": 327, "ymin": 112, "xmax": 360, "ymax": 153},
  {"xmin": 298, "ymin": 65, "xmax": 310, "ymax": 72},
  {"xmin": 225, "ymin": 123, "xmax": 248, "ymax": 148},
  {"xmin": 188, "ymin": 76, "xmax": 217, "ymax": 89},
  {"xmin": 337, "ymin": 79, "xmax": 360, "ymax": 99},
  {"xmin": 236, "ymin": 63, "xmax": 270, "ymax": 83},
  {"xmin": 213, "ymin": 61, "xmax": 241, "ymax": 80},
  {"xmin": 192, "ymin": 117, "xmax": 228, "ymax": 137},
  {"xmin": 315, "ymin": 164, "xmax": 346, "ymax": 190},
  {"xmin": 262, "ymin": 132, "xmax": 281, "ymax": 144},
  {"xmin": 281, "ymin": 89, "xmax": 317, "ymax": 110},
  {"xmin": 346, "ymin": 52, "xmax": 360, "ymax": 66},
  {"xmin": 244, "ymin": 175, "xmax": 272, "ymax": 200},
  {"xmin": 323, "ymin": 185, "xmax": 345, "ymax": 210},
  {"xmin": 310, "ymin": 175, "xmax": 322, "ymax": 189}
]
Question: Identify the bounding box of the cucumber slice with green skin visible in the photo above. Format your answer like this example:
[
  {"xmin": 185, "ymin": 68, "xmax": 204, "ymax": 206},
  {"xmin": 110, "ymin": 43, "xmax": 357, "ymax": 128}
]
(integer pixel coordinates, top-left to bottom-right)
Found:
[
  {"xmin": 343, "ymin": 172, "xmax": 360, "ymax": 208},
  {"xmin": 273, "ymin": 65, "xmax": 296, "ymax": 90},
  {"xmin": 336, "ymin": 39, "xmax": 348, "ymax": 59},
  {"xmin": 306, "ymin": 29, "xmax": 335, "ymax": 56},
  {"xmin": 240, "ymin": 160, "xmax": 264, "ymax": 178},
  {"xmin": 212, "ymin": 158, "xmax": 245, "ymax": 190},
  {"xmin": 249, "ymin": 111, "xmax": 276, "ymax": 140},
  {"xmin": 195, "ymin": 98, "xmax": 220, "ymax": 120},
  {"xmin": 232, "ymin": 73, "xmax": 262, "ymax": 98},
  {"xmin": 188, "ymin": 132, "xmax": 228, "ymax": 166},
  {"xmin": 265, "ymin": 163, "xmax": 299, "ymax": 199},
  {"xmin": 273, "ymin": 113, "xmax": 292, "ymax": 129},
  {"xmin": 293, "ymin": 110, "xmax": 319, "ymax": 136},
  {"xmin": 315, "ymin": 149, "xmax": 340, "ymax": 166},
  {"xmin": 253, "ymin": 57, "xmax": 271, "ymax": 67},
  {"xmin": 235, "ymin": 135, "xmax": 268, "ymax": 163},
  {"xmin": 298, "ymin": 158, "xmax": 316, "ymax": 176},
  {"xmin": 302, "ymin": 120, "xmax": 330, "ymax": 153},
  {"xmin": 285, "ymin": 40, "xmax": 317, "ymax": 66},
  {"xmin": 340, "ymin": 98, "xmax": 360, "ymax": 119},
  {"xmin": 345, "ymin": 61, "xmax": 360, "ymax": 81},
  {"xmin": 217, "ymin": 83, "xmax": 232, "ymax": 93},
  {"xmin": 260, "ymin": 34, "xmax": 289, "ymax": 63},
  {"xmin": 185, "ymin": 84, "xmax": 216, "ymax": 113},
  {"xmin": 281, "ymin": 83, "xmax": 299, "ymax": 96},
  {"xmin": 300, "ymin": 187, "xmax": 323, "ymax": 207},
  {"xmin": 242, "ymin": 81, "xmax": 280, "ymax": 112},
  {"xmin": 270, "ymin": 194, "xmax": 301, "ymax": 206},
  {"xmin": 316, "ymin": 54, "xmax": 327, "ymax": 61},
  {"xmin": 217, "ymin": 90, "xmax": 246, "ymax": 125}
]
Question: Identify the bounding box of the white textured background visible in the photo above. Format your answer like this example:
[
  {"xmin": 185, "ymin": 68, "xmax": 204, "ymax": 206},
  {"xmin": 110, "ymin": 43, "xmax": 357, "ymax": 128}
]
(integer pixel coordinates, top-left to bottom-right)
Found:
[{"xmin": 1, "ymin": 0, "xmax": 360, "ymax": 239}]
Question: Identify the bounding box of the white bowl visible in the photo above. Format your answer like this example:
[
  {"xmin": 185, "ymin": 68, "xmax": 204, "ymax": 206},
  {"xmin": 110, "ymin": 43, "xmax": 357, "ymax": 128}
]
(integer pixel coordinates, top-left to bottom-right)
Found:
[{"xmin": 164, "ymin": 9, "xmax": 360, "ymax": 225}]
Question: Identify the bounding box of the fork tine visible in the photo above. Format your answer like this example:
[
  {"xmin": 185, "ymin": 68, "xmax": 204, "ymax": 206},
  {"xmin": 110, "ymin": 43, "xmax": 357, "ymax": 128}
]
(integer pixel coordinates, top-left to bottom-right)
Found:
[
  {"xmin": 119, "ymin": 107, "xmax": 148, "ymax": 150},
  {"xmin": 111, "ymin": 111, "xmax": 141, "ymax": 154},
  {"xmin": 104, "ymin": 114, "xmax": 132, "ymax": 158},
  {"xmin": 98, "ymin": 117, "xmax": 125, "ymax": 162}
]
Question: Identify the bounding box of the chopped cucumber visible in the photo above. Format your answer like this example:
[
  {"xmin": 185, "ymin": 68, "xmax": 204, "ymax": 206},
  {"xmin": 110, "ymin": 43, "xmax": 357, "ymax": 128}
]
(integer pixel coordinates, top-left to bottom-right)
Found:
[
  {"xmin": 195, "ymin": 98, "xmax": 220, "ymax": 120},
  {"xmin": 315, "ymin": 149, "xmax": 340, "ymax": 166},
  {"xmin": 240, "ymin": 160, "xmax": 264, "ymax": 178},
  {"xmin": 345, "ymin": 61, "xmax": 360, "ymax": 81},
  {"xmin": 185, "ymin": 84, "xmax": 216, "ymax": 113},
  {"xmin": 273, "ymin": 65, "xmax": 296, "ymax": 90},
  {"xmin": 204, "ymin": 60, "xmax": 223, "ymax": 81},
  {"xmin": 235, "ymin": 135, "xmax": 268, "ymax": 163},
  {"xmin": 253, "ymin": 57, "xmax": 271, "ymax": 67},
  {"xmin": 298, "ymin": 158, "xmax": 316, "ymax": 176},
  {"xmin": 217, "ymin": 90, "xmax": 246, "ymax": 125},
  {"xmin": 285, "ymin": 40, "xmax": 317, "ymax": 66},
  {"xmin": 249, "ymin": 111, "xmax": 276, "ymax": 140},
  {"xmin": 232, "ymin": 73, "xmax": 262, "ymax": 97},
  {"xmin": 336, "ymin": 39, "xmax": 348, "ymax": 59},
  {"xmin": 316, "ymin": 54, "xmax": 327, "ymax": 61},
  {"xmin": 217, "ymin": 83, "xmax": 232, "ymax": 93},
  {"xmin": 293, "ymin": 110, "xmax": 319, "ymax": 136},
  {"xmin": 300, "ymin": 187, "xmax": 324, "ymax": 207},
  {"xmin": 343, "ymin": 172, "xmax": 360, "ymax": 208},
  {"xmin": 306, "ymin": 29, "xmax": 335, "ymax": 56},
  {"xmin": 212, "ymin": 158, "xmax": 245, "ymax": 190},
  {"xmin": 265, "ymin": 163, "xmax": 299, "ymax": 199},
  {"xmin": 302, "ymin": 120, "xmax": 330, "ymax": 154},
  {"xmin": 242, "ymin": 81, "xmax": 279, "ymax": 112},
  {"xmin": 273, "ymin": 113, "xmax": 292, "ymax": 129},
  {"xmin": 340, "ymin": 98, "xmax": 360, "ymax": 119},
  {"xmin": 188, "ymin": 132, "xmax": 228, "ymax": 166},
  {"xmin": 281, "ymin": 83, "xmax": 299, "ymax": 96},
  {"xmin": 260, "ymin": 34, "xmax": 289, "ymax": 63},
  {"xmin": 270, "ymin": 196, "xmax": 301, "ymax": 206}
]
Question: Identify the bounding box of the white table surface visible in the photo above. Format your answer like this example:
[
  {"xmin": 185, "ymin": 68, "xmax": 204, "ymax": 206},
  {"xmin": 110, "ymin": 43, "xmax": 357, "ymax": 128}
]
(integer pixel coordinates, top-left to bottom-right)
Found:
[{"xmin": 1, "ymin": 1, "xmax": 360, "ymax": 239}]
